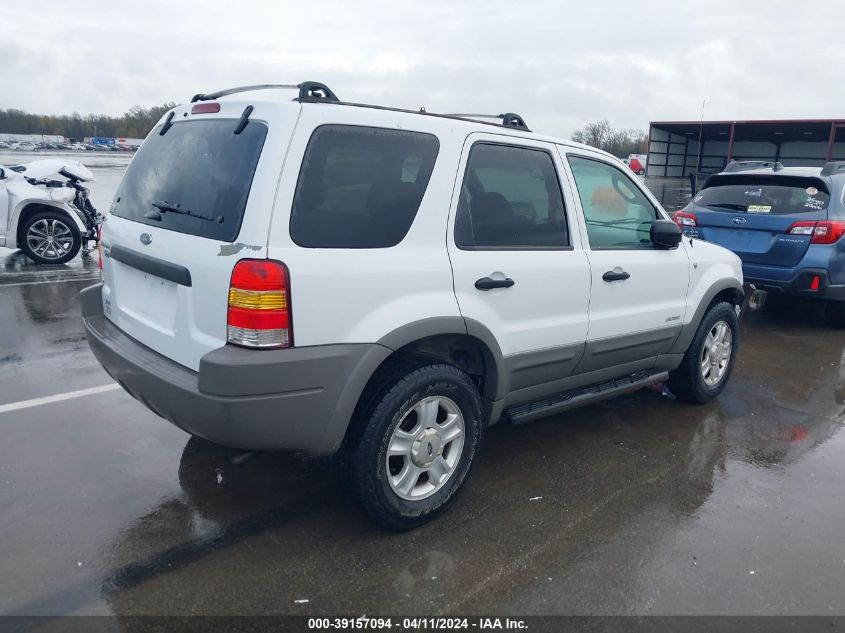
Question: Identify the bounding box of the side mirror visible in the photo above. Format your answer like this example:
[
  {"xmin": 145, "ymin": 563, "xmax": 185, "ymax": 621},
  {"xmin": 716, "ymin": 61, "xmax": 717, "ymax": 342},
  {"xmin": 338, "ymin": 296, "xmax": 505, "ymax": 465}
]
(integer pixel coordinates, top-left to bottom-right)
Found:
[
  {"xmin": 0, "ymin": 168, "xmax": 5, "ymax": 180},
  {"xmin": 651, "ymin": 219, "xmax": 682, "ymax": 249}
]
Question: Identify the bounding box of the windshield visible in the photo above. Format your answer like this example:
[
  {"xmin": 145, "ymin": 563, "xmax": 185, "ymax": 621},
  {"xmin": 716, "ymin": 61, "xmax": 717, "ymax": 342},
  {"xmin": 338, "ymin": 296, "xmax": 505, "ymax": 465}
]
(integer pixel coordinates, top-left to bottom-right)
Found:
[
  {"xmin": 112, "ymin": 119, "xmax": 267, "ymax": 241},
  {"xmin": 696, "ymin": 176, "xmax": 830, "ymax": 214}
]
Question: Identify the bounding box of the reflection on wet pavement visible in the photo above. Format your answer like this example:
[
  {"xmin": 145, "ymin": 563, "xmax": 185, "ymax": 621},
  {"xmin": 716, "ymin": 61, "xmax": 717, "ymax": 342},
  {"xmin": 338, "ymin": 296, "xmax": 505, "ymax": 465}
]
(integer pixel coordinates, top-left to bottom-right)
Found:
[{"xmin": 2, "ymin": 275, "xmax": 845, "ymax": 616}]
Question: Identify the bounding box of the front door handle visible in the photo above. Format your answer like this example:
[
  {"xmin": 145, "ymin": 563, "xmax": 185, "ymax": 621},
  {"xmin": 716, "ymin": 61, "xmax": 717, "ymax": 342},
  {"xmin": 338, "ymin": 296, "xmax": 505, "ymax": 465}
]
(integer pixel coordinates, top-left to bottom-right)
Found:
[
  {"xmin": 602, "ymin": 270, "xmax": 630, "ymax": 282},
  {"xmin": 475, "ymin": 276, "xmax": 515, "ymax": 290}
]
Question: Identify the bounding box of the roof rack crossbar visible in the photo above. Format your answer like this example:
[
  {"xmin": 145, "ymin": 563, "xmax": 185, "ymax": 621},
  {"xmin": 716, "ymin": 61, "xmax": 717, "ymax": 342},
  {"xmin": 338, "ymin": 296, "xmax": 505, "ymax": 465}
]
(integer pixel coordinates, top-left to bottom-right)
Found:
[
  {"xmin": 190, "ymin": 81, "xmax": 339, "ymax": 103},
  {"xmin": 821, "ymin": 161, "xmax": 845, "ymax": 176},
  {"xmin": 442, "ymin": 112, "xmax": 531, "ymax": 132},
  {"xmin": 724, "ymin": 160, "xmax": 784, "ymax": 173}
]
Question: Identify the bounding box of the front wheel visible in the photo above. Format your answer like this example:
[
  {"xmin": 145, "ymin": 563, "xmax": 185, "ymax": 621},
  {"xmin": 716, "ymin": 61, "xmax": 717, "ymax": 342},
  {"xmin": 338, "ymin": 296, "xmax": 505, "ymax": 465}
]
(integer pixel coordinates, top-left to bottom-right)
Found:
[
  {"xmin": 345, "ymin": 362, "xmax": 483, "ymax": 530},
  {"xmin": 668, "ymin": 302, "xmax": 739, "ymax": 403},
  {"xmin": 20, "ymin": 210, "xmax": 81, "ymax": 265}
]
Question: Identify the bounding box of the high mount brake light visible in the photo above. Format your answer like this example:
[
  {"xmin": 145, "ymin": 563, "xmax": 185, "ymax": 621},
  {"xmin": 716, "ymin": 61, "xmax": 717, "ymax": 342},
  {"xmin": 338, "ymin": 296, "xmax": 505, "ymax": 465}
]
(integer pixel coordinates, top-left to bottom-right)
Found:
[
  {"xmin": 191, "ymin": 102, "xmax": 221, "ymax": 114},
  {"xmin": 674, "ymin": 210, "xmax": 698, "ymax": 228},
  {"xmin": 227, "ymin": 260, "xmax": 292, "ymax": 349},
  {"xmin": 787, "ymin": 221, "xmax": 845, "ymax": 245}
]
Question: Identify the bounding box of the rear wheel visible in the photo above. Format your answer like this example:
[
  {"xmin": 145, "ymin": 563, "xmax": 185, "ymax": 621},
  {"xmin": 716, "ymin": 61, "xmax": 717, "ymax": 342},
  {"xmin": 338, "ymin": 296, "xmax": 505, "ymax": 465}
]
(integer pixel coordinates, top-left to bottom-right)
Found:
[
  {"xmin": 668, "ymin": 302, "xmax": 739, "ymax": 403},
  {"xmin": 20, "ymin": 210, "xmax": 81, "ymax": 265},
  {"xmin": 345, "ymin": 362, "xmax": 483, "ymax": 530}
]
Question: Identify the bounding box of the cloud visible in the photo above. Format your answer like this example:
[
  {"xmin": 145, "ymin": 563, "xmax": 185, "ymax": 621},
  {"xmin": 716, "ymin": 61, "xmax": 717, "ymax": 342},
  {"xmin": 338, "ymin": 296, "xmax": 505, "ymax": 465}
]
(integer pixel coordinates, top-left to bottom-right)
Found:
[{"xmin": 2, "ymin": 0, "xmax": 843, "ymax": 137}]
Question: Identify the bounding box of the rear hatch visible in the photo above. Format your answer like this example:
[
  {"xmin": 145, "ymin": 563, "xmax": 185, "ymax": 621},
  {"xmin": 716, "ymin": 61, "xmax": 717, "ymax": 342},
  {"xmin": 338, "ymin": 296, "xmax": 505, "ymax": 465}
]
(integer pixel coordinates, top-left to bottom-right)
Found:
[
  {"xmin": 686, "ymin": 174, "xmax": 831, "ymax": 267},
  {"xmin": 100, "ymin": 100, "xmax": 299, "ymax": 371}
]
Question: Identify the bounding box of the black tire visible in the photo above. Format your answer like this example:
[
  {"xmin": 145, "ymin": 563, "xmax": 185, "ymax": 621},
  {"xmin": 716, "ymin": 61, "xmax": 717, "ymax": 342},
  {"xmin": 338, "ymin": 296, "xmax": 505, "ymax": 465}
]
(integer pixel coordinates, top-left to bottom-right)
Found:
[
  {"xmin": 19, "ymin": 210, "xmax": 81, "ymax": 265},
  {"xmin": 344, "ymin": 361, "xmax": 483, "ymax": 530},
  {"xmin": 668, "ymin": 301, "xmax": 739, "ymax": 403},
  {"xmin": 825, "ymin": 300, "xmax": 845, "ymax": 328}
]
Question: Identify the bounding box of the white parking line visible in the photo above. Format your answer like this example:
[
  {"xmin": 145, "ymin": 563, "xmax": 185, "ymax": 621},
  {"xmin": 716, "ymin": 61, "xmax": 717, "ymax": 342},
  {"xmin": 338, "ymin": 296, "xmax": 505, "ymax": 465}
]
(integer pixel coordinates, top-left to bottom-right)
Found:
[{"xmin": 0, "ymin": 383, "xmax": 121, "ymax": 415}]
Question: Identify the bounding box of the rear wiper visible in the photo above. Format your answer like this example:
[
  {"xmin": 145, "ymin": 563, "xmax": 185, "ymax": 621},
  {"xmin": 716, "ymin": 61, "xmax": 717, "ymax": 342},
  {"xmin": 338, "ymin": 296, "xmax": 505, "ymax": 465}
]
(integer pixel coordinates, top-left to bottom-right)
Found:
[
  {"xmin": 151, "ymin": 201, "xmax": 222, "ymax": 223},
  {"xmin": 706, "ymin": 203, "xmax": 748, "ymax": 212}
]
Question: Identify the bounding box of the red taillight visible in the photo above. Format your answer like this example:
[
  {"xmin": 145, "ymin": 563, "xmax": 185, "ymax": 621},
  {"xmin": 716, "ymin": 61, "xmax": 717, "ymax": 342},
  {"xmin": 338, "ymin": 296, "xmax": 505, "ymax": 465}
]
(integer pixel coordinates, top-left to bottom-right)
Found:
[
  {"xmin": 787, "ymin": 221, "xmax": 845, "ymax": 244},
  {"xmin": 191, "ymin": 102, "xmax": 221, "ymax": 114},
  {"xmin": 674, "ymin": 210, "xmax": 697, "ymax": 228},
  {"xmin": 810, "ymin": 275, "xmax": 821, "ymax": 291},
  {"xmin": 227, "ymin": 260, "xmax": 292, "ymax": 349}
]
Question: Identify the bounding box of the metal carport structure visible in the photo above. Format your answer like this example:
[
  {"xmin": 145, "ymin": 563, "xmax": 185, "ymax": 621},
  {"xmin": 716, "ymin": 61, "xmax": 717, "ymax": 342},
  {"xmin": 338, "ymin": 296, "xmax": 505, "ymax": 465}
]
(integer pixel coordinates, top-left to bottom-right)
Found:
[{"xmin": 647, "ymin": 119, "xmax": 845, "ymax": 177}]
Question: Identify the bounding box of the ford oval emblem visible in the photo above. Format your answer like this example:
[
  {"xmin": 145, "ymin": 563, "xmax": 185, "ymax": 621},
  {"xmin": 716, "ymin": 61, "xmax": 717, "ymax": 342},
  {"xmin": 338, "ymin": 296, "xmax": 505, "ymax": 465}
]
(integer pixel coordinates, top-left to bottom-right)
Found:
[
  {"xmin": 140, "ymin": 232, "xmax": 152, "ymax": 245},
  {"xmin": 732, "ymin": 217, "xmax": 747, "ymax": 225}
]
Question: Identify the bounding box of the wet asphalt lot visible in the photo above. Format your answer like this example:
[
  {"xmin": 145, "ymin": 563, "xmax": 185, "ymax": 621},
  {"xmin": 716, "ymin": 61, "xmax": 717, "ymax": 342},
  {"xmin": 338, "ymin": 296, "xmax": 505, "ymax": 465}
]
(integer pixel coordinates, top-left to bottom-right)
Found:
[{"xmin": 2, "ymin": 157, "xmax": 845, "ymax": 617}]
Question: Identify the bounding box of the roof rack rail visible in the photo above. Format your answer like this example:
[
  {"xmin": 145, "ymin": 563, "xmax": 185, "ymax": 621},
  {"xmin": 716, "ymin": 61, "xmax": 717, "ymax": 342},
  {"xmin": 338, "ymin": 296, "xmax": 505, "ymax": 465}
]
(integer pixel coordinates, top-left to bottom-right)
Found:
[
  {"xmin": 821, "ymin": 161, "xmax": 845, "ymax": 176},
  {"xmin": 724, "ymin": 160, "xmax": 784, "ymax": 173},
  {"xmin": 190, "ymin": 81, "xmax": 339, "ymax": 103},
  {"xmin": 443, "ymin": 112, "xmax": 531, "ymax": 132}
]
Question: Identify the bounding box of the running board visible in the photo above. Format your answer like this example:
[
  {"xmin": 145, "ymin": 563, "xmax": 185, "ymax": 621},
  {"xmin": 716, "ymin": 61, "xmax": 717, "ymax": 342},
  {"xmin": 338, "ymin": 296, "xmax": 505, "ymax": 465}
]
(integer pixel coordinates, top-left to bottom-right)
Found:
[{"xmin": 504, "ymin": 369, "xmax": 669, "ymax": 425}]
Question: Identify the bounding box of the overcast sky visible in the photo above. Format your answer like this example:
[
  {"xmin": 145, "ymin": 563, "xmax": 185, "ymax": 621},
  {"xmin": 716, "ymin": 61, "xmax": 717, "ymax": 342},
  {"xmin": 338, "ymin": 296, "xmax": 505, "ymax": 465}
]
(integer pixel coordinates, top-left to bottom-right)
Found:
[{"xmin": 3, "ymin": 0, "xmax": 843, "ymax": 138}]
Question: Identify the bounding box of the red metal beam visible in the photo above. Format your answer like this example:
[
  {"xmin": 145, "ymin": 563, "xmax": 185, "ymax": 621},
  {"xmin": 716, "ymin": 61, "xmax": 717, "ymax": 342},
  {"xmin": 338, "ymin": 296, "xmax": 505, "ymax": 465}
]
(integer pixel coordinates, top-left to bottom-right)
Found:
[{"xmin": 651, "ymin": 118, "xmax": 845, "ymax": 127}]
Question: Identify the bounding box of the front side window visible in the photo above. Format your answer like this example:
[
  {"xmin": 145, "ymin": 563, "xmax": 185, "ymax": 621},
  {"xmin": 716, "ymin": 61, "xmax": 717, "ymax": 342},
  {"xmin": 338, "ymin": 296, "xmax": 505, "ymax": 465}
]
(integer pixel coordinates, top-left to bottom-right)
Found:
[
  {"xmin": 568, "ymin": 155, "xmax": 659, "ymax": 249},
  {"xmin": 455, "ymin": 143, "xmax": 569, "ymax": 249},
  {"xmin": 290, "ymin": 125, "xmax": 439, "ymax": 248}
]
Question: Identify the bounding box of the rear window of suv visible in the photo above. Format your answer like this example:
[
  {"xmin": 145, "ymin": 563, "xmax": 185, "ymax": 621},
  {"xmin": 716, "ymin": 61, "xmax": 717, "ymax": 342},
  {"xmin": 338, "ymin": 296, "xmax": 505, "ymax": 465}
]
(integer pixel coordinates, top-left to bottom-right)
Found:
[
  {"xmin": 696, "ymin": 175, "xmax": 830, "ymax": 214},
  {"xmin": 290, "ymin": 125, "xmax": 439, "ymax": 248},
  {"xmin": 111, "ymin": 119, "xmax": 267, "ymax": 242}
]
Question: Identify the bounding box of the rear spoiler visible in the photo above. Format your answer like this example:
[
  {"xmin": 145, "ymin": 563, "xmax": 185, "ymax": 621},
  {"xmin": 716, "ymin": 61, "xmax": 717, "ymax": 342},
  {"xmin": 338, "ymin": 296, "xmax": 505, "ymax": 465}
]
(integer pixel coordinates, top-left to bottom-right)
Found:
[
  {"xmin": 701, "ymin": 172, "xmax": 832, "ymax": 195},
  {"xmin": 724, "ymin": 160, "xmax": 785, "ymax": 173}
]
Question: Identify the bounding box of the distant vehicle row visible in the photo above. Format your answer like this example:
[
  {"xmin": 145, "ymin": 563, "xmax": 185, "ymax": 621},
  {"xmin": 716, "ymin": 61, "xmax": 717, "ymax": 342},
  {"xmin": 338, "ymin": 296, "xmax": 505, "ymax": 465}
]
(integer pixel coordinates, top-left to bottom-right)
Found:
[{"xmin": 0, "ymin": 141, "xmax": 137, "ymax": 152}]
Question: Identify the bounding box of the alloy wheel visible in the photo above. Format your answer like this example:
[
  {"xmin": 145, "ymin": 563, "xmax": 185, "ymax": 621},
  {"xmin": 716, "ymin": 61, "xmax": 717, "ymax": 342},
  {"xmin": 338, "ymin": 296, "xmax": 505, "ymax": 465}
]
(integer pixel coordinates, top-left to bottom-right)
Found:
[
  {"xmin": 700, "ymin": 320, "xmax": 733, "ymax": 387},
  {"xmin": 386, "ymin": 396, "xmax": 465, "ymax": 501},
  {"xmin": 26, "ymin": 218, "xmax": 74, "ymax": 261}
]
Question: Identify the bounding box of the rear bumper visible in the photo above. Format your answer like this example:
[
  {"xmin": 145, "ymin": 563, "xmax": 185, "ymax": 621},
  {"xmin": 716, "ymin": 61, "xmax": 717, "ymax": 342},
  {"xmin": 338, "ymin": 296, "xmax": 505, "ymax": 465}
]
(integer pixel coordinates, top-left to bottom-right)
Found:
[
  {"xmin": 80, "ymin": 283, "xmax": 390, "ymax": 454},
  {"xmin": 744, "ymin": 268, "xmax": 845, "ymax": 301}
]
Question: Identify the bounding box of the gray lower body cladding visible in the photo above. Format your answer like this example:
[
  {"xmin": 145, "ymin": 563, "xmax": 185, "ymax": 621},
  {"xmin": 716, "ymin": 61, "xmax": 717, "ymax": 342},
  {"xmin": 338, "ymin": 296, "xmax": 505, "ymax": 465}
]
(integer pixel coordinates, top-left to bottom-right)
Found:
[{"xmin": 80, "ymin": 283, "xmax": 390, "ymax": 454}]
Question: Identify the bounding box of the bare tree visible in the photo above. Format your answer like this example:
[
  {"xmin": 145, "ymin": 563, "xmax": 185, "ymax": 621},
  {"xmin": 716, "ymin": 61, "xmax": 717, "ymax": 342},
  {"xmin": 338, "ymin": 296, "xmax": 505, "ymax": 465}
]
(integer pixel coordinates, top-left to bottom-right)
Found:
[{"xmin": 572, "ymin": 120, "xmax": 648, "ymax": 158}]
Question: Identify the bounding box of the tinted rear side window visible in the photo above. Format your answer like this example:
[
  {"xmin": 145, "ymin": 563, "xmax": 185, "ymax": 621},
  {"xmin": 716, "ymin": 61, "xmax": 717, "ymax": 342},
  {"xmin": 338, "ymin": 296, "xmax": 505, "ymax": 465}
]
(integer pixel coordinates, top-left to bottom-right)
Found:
[
  {"xmin": 112, "ymin": 119, "xmax": 267, "ymax": 242},
  {"xmin": 455, "ymin": 143, "xmax": 569, "ymax": 249},
  {"xmin": 290, "ymin": 125, "xmax": 439, "ymax": 248},
  {"xmin": 696, "ymin": 176, "xmax": 830, "ymax": 214}
]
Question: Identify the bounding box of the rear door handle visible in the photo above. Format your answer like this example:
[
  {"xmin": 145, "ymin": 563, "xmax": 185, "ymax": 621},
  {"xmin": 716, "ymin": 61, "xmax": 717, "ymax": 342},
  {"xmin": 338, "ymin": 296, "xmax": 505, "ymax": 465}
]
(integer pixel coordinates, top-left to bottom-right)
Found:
[
  {"xmin": 475, "ymin": 276, "xmax": 515, "ymax": 290},
  {"xmin": 602, "ymin": 270, "xmax": 630, "ymax": 282}
]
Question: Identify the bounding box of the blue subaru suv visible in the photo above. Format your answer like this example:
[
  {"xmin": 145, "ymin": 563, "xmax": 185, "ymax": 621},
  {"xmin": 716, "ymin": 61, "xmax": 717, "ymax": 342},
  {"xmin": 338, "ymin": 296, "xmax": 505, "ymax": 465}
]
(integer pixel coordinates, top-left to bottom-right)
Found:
[{"xmin": 675, "ymin": 160, "xmax": 845, "ymax": 325}]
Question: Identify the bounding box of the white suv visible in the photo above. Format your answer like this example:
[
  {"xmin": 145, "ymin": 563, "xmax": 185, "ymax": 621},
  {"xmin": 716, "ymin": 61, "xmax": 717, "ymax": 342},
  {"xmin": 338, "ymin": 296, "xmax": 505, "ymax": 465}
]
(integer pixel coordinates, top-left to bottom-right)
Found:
[{"xmin": 82, "ymin": 82, "xmax": 746, "ymax": 529}]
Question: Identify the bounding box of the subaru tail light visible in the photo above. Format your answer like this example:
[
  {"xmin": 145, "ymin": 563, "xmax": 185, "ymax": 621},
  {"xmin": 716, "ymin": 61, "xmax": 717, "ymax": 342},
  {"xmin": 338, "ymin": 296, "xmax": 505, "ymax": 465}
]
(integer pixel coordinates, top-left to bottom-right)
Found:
[
  {"xmin": 787, "ymin": 221, "xmax": 845, "ymax": 244},
  {"xmin": 227, "ymin": 260, "xmax": 292, "ymax": 349},
  {"xmin": 674, "ymin": 211, "xmax": 698, "ymax": 228}
]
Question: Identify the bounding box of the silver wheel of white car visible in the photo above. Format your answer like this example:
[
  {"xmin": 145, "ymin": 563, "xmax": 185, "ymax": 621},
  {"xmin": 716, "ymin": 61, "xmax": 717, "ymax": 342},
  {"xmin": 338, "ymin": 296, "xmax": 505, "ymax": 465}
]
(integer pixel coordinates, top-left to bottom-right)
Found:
[
  {"xmin": 21, "ymin": 211, "xmax": 81, "ymax": 265},
  {"xmin": 668, "ymin": 301, "xmax": 739, "ymax": 403},
  {"xmin": 346, "ymin": 360, "xmax": 482, "ymax": 530},
  {"xmin": 386, "ymin": 395, "xmax": 465, "ymax": 501},
  {"xmin": 700, "ymin": 320, "xmax": 733, "ymax": 387}
]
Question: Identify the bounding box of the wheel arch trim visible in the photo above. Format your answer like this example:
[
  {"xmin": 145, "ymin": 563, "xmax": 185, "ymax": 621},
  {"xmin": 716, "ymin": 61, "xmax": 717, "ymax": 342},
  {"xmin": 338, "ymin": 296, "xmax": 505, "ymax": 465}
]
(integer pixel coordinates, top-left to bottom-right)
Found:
[
  {"xmin": 374, "ymin": 316, "xmax": 506, "ymax": 402},
  {"xmin": 671, "ymin": 279, "xmax": 744, "ymax": 354}
]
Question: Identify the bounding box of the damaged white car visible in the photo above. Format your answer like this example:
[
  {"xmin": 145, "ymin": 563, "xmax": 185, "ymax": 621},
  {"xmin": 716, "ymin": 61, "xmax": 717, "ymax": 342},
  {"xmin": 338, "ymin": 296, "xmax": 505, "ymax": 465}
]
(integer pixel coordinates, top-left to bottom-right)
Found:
[{"xmin": 0, "ymin": 159, "xmax": 101, "ymax": 264}]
